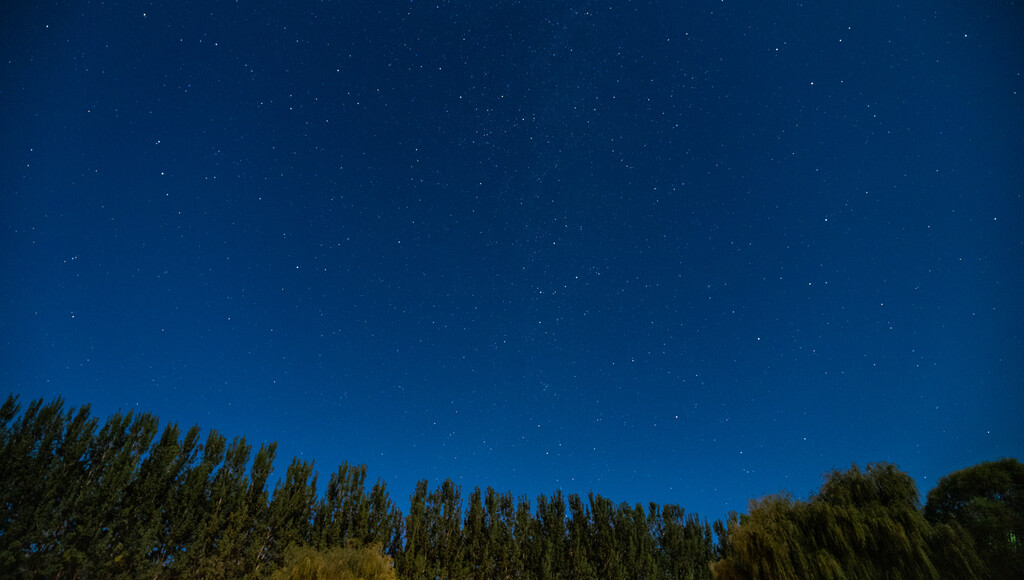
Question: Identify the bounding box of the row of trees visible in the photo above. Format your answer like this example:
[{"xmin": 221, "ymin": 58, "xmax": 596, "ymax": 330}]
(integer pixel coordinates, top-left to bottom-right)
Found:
[
  {"xmin": 397, "ymin": 481, "xmax": 714, "ymax": 579},
  {"xmin": 0, "ymin": 395, "xmax": 713, "ymax": 578},
  {"xmin": 1, "ymin": 394, "xmax": 1020, "ymax": 578}
]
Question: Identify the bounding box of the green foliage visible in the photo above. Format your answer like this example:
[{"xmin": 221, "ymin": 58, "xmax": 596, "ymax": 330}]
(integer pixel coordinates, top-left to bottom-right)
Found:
[
  {"xmin": 655, "ymin": 503, "xmax": 715, "ymax": 580},
  {"xmin": 269, "ymin": 542, "xmax": 398, "ymax": 580},
  {"xmin": 397, "ymin": 479, "xmax": 430, "ymax": 578},
  {"xmin": 427, "ymin": 478, "xmax": 466, "ymax": 577},
  {"xmin": 0, "ymin": 394, "xmax": 402, "ymax": 578},
  {"xmin": 565, "ymin": 493, "xmax": 596, "ymax": 579},
  {"xmin": 463, "ymin": 487, "xmax": 488, "ymax": 577},
  {"xmin": 5, "ymin": 393, "xmax": 1009, "ymax": 580},
  {"xmin": 925, "ymin": 457, "xmax": 1024, "ymax": 577},
  {"xmin": 484, "ymin": 486, "xmax": 518, "ymax": 578},
  {"xmin": 711, "ymin": 463, "xmax": 985, "ymax": 580}
]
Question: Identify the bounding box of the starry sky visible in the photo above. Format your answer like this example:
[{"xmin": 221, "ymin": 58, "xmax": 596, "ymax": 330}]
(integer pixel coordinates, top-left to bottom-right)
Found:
[{"xmin": 2, "ymin": 0, "xmax": 1022, "ymax": 521}]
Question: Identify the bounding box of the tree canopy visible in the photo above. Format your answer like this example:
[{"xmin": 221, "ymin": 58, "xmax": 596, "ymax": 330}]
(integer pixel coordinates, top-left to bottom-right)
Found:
[
  {"xmin": 0, "ymin": 394, "xmax": 713, "ymax": 578},
  {"xmin": 924, "ymin": 457, "xmax": 1024, "ymax": 578},
  {"xmin": 711, "ymin": 463, "xmax": 985, "ymax": 579},
  {"xmin": 1, "ymin": 393, "xmax": 1013, "ymax": 579}
]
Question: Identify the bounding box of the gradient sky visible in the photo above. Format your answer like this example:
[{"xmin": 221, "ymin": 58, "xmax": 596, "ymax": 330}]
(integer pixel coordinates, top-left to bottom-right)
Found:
[{"xmin": 2, "ymin": 0, "xmax": 1022, "ymax": 522}]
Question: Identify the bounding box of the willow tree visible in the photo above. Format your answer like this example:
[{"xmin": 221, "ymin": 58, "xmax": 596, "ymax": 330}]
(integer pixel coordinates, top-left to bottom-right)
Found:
[{"xmin": 712, "ymin": 463, "xmax": 984, "ymax": 580}]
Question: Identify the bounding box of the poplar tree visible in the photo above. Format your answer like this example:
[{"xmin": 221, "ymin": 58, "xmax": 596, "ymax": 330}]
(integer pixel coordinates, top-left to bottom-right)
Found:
[
  {"xmin": 463, "ymin": 487, "xmax": 489, "ymax": 578},
  {"xmin": 315, "ymin": 461, "xmax": 367, "ymax": 549},
  {"xmin": 589, "ymin": 492, "xmax": 622, "ymax": 578},
  {"xmin": 655, "ymin": 504, "xmax": 714, "ymax": 580},
  {"xmin": 484, "ymin": 487, "xmax": 517, "ymax": 578},
  {"xmin": 426, "ymin": 478, "xmax": 465, "ymax": 579},
  {"xmin": 170, "ymin": 429, "xmax": 227, "ymax": 576},
  {"xmin": 236, "ymin": 441, "xmax": 278, "ymax": 578},
  {"xmin": 565, "ymin": 493, "xmax": 597, "ymax": 579},
  {"xmin": 511, "ymin": 494, "xmax": 533, "ymax": 577},
  {"xmin": 0, "ymin": 396, "xmax": 83, "ymax": 576},
  {"xmin": 399, "ymin": 479, "xmax": 430, "ymax": 578},
  {"xmin": 267, "ymin": 458, "xmax": 319, "ymax": 561}
]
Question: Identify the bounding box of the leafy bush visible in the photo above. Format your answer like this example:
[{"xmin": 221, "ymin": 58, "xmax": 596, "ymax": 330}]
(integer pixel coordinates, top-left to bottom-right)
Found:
[{"xmin": 270, "ymin": 542, "xmax": 397, "ymax": 580}]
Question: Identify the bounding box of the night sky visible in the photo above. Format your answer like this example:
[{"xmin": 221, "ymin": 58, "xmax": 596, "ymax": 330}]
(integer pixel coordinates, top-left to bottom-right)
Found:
[{"xmin": 2, "ymin": 0, "xmax": 1022, "ymax": 521}]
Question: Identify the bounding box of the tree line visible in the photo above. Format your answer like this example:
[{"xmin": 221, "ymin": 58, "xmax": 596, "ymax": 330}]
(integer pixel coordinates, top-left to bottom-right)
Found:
[{"xmin": 1, "ymin": 394, "xmax": 1019, "ymax": 578}]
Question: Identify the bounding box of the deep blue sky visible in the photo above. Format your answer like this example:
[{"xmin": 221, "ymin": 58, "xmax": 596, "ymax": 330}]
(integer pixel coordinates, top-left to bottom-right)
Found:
[{"xmin": 2, "ymin": 0, "xmax": 1022, "ymax": 521}]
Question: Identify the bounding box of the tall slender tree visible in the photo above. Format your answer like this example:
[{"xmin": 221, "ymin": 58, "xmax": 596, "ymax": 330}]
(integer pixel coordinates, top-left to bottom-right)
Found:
[
  {"xmin": 484, "ymin": 487, "xmax": 517, "ymax": 578},
  {"xmin": 170, "ymin": 429, "xmax": 227, "ymax": 576},
  {"xmin": 399, "ymin": 479, "xmax": 430, "ymax": 578},
  {"xmin": 426, "ymin": 478, "xmax": 465, "ymax": 578},
  {"xmin": 565, "ymin": 493, "xmax": 596, "ymax": 579},
  {"xmin": 463, "ymin": 487, "xmax": 489, "ymax": 578}
]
